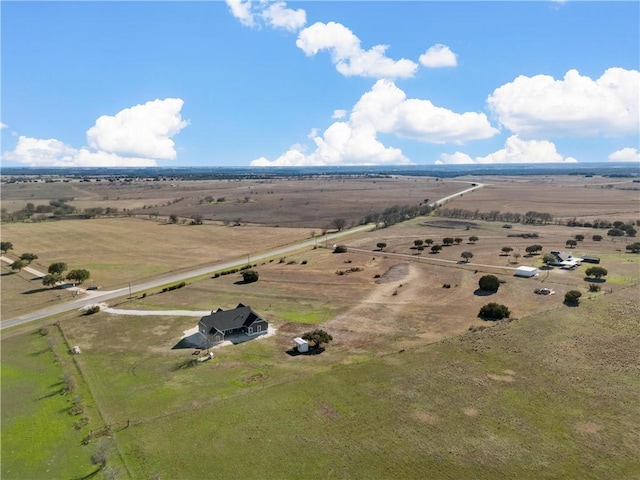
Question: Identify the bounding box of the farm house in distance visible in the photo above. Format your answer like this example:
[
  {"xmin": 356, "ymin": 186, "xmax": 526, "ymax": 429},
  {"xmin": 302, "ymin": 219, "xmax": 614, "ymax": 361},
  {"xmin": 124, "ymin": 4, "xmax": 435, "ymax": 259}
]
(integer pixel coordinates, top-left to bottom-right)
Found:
[{"xmin": 198, "ymin": 303, "xmax": 268, "ymax": 346}]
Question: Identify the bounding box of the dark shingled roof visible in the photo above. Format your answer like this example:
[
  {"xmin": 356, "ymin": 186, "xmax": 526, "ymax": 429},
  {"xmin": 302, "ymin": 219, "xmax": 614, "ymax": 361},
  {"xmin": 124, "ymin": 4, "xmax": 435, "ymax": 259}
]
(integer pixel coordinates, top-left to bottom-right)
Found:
[{"xmin": 199, "ymin": 303, "xmax": 266, "ymax": 334}]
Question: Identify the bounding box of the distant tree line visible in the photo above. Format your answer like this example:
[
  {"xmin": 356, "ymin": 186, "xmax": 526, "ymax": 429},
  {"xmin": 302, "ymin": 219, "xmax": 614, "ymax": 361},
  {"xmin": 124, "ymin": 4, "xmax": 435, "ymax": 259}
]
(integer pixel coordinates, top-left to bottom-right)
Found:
[
  {"xmin": 361, "ymin": 204, "xmax": 433, "ymax": 228},
  {"xmin": 436, "ymin": 208, "xmax": 553, "ymax": 225}
]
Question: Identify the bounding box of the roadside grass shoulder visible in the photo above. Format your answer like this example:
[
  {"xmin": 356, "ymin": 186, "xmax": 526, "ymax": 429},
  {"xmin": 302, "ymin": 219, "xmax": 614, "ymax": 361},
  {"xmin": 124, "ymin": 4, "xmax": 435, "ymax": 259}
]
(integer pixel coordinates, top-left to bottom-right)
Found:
[{"xmin": 1, "ymin": 328, "xmax": 103, "ymax": 479}]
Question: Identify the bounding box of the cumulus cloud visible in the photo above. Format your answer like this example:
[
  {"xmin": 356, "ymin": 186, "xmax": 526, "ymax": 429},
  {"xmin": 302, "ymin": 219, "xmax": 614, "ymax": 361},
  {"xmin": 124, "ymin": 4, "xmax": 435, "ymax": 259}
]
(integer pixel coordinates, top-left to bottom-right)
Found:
[
  {"xmin": 332, "ymin": 109, "xmax": 347, "ymax": 119},
  {"xmin": 251, "ymin": 80, "xmax": 497, "ymax": 166},
  {"xmin": 3, "ymin": 136, "xmax": 157, "ymax": 167},
  {"xmin": 352, "ymin": 79, "xmax": 497, "ymax": 143},
  {"xmin": 488, "ymin": 68, "xmax": 640, "ymax": 137},
  {"xmin": 296, "ymin": 22, "xmax": 418, "ymax": 79},
  {"xmin": 86, "ymin": 98, "xmax": 188, "ymax": 160},
  {"xmin": 3, "ymin": 98, "xmax": 187, "ymax": 167},
  {"xmin": 436, "ymin": 135, "xmax": 578, "ymax": 164},
  {"xmin": 261, "ymin": 1, "xmax": 306, "ymax": 32},
  {"xmin": 0, "ymin": 122, "xmax": 7, "ymax": 129},
  {"xmin": 608, "ymin": 147, "xmax": 640, "ymax": 162},
  {"xmin": 226, "ymin": 0, "xmax": 256, "ymax": 27},
  {"xmin": 419, "ymin": 44, "xmax": 457, "ymax": 68},
  {"xmin": 251, "ymin": 121, "xmax": 410, "ymax": 167}
]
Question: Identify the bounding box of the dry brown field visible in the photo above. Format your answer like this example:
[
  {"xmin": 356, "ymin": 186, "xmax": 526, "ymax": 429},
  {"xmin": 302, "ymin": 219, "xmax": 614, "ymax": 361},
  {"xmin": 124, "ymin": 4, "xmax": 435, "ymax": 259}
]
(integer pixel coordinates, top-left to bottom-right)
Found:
[
  {"xmin": 443, "ymin": 175, "xmax": 640, "ymax": 221},
  {"xmin": 1, "ymin": 176, "xmax": 460, "ymax": 228}
]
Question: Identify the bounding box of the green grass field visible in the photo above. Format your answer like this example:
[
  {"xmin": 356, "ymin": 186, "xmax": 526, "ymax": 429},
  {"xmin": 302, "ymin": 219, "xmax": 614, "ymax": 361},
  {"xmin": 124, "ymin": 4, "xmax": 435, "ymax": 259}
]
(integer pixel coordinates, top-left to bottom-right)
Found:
[{"xmin": 109, "ymin": 286, "xmax": 639, "ymax": 479}]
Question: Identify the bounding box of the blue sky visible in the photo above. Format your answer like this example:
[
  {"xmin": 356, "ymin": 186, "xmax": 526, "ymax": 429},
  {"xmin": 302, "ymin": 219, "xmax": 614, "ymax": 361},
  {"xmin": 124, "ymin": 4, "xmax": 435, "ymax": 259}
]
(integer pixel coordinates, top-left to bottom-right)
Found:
[{"xmin": 1, "ymin": 1, "xmax": 638, "ymax": 167}]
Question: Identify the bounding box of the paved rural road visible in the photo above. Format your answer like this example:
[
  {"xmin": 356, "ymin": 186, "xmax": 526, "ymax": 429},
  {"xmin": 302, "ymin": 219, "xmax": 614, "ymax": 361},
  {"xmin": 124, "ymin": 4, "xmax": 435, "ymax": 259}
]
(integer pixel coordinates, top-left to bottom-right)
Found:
[
  {"xmin": 0, "ymin": 224, "xmax": 373, "ymax": 329},
  {"xmin": 2, "ymin": 181, "xmax": 484, "ymax": 329}
]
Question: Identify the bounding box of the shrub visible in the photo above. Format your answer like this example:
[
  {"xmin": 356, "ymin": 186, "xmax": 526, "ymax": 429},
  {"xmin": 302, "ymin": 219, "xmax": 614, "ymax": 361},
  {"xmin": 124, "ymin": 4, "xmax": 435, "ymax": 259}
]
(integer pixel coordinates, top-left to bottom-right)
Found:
[
  {"xmin": 478, "ymin": 275, "xmax": 500, "ymax": 292},
  {"xmin": 478, "ymin": 303, "xmax": 510, "ymax": 320},
  {"xmin": 241, "ymin": 270, "xmax": 259, "ymax": 283},
  {"xmin": 85, "ymin": 305, "xmax": 101, "ymax": 315},
  {"xmin": 592, "ymin": 234, "xmax": 603, "ymax": 241},
  {"xmin": 333, "ymin": 245, "xmax": 347, "ymax": 253},
  {"xmin": 588, "ymin": 284, "xmax": 601, "ymax": 293},
  {"xmin": 564, "ymin": 290, "xmax": 582, "ymax": 305},
  {"xmin": 626, "ymin": 242, "xmax": 640, "ymax": 253}
]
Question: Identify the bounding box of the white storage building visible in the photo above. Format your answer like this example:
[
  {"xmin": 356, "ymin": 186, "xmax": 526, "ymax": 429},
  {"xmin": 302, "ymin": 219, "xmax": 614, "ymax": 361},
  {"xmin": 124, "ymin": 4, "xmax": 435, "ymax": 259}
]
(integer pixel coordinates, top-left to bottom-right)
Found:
[
  {"xmin": 514, "ymin": 266, "xmax": 538, "ymax": 278},
  {"xmin": 293, "ymin": 337, "xmax": 309, "ymax": 353}
]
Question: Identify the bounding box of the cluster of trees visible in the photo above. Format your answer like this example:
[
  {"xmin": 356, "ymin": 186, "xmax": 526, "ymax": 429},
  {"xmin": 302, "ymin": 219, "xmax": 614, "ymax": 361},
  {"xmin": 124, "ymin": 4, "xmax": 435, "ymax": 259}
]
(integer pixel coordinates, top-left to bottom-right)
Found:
[
  {"xmin": 626, "ymin": 242, "xmax": 640, "ymax": 253},
  {"xmin": 42, "ymin": 262, "xmax": 91, "ymax": 287},
  {"xmin": 436, "ymin": 208, "xmax": 553, "ymax": 225},
  {"xmin": 361, "ymin": 204, "xmax": 433, "ymax": 228},
  {"xmin": 566, "ymin": 218, "xmax": 639, "ymax": 230},
  {"xmin": 1, "ymin": 199, "xmax": 123, "ymax": 223}
]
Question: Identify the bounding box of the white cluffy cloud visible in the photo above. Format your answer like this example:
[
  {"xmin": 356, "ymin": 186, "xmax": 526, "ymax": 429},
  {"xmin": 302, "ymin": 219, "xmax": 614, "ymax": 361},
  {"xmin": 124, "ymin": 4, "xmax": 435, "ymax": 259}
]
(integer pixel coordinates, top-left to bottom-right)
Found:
[
  {"xmin": 87, "ymin": 98, "xmax": 188, "ymax": 160},
  {"xmin": 488, "ymin": 68, "xmax": 640, "ymax": 137},
  {"xmin": 3, "ymin": 98, "xmax": 188, "ymax": 167},
  {"xmin": 226, "ymin": 0, "xmax": 306, "ymax": 32},
  {"xmin": 332, "ymin": 109, "xmax": 347, "ymax": 119},
  {"xmin": 436, "ymin": 135, "xmax": 578, "ymax": 165},
  {"xmin": 419, "ymin": 44, "xmax": 457, "ymax": 68},
  {"xmin": 261, "ymin": 1, "xmax": 306, "ymax": 32},
  {"xmin": 608, "ymin": 147, "xmax": 640, "ymax": 162},
  {"xmin": 296, "ymin": 22, "xmax": 418, "ymax": 79},
  {"xmin": 0, "ymin": 122, "xmax": 8, "ymax": 129},
  {"xmin": 352, "ymin": 79, "xmax": 497, "ymax": 143},
  {"xmin": 251, "ymin": 80, "xmax": 497, "ymax": 166}
]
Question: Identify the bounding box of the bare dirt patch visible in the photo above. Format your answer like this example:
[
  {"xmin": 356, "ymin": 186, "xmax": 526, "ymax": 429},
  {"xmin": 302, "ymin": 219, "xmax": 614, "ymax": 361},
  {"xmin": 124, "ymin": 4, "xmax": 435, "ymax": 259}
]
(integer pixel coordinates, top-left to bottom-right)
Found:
[
  {"xmin": 375, "ymin": 263, "xmax": 410, "ymax": 284},
  {"xmin": 463, "ymin": 408, "xmax": 479, "ymax": 417},
  {"xmin": 576, "ymin": 422, "xmax": 603, "ymax": 434},
  {"xmin": 413, "ymin": 411, "xmax": 439, "ymax": 424},
  {"xmin": 487, "ymin": 374, "xmax": 515, "ymax": 382}
]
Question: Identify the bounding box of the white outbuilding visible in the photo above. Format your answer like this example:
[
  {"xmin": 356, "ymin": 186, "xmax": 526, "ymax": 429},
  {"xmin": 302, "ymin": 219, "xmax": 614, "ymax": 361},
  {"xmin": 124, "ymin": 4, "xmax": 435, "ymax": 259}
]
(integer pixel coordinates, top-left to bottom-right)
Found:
[
  {"xmin": 293, "ymin": 337, "xmax": 309, "ymax": 353},
  {"xmin": 514, "ymin": 266, "xmax": 538, "ymax": 278}
]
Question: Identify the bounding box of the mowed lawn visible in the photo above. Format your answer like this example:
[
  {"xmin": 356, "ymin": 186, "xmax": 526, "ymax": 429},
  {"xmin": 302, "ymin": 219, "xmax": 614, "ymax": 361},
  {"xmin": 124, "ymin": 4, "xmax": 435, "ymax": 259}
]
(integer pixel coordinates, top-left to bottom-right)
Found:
[{"xmin": 111, "ymin": 286, "xmax": 640, "ymax": 479}]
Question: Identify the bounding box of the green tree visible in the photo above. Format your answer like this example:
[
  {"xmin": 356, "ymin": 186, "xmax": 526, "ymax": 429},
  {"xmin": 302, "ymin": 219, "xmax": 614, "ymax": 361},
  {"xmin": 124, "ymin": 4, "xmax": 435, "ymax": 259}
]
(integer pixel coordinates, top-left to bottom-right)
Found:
[
  {"xmin": 626, "ymin": 227, "xmax": 637, "ymax": 237},
  {"xmin": 413, "ymin": 239, "xmax": 423, "ymax": 247},
  {"xmin": 626, "ymin": 242, "xmax": 640, "ymax": 253},
  {"xmin": 376, "ymin": 242, "xmax": 387, "ymax": 251},
  {"xmin": 241, "ymin": 270, "xmax": 259, "ymax": 283},
  {"xmin": 43, "ymin": 274, "xmax": 62, "ymax": 288},
  {"xmin": 478, "ymin": 274, "xmax": 500, "ymax": 292},
  {"xmin": 585, "ymin": 266, "xmax": 608, "ymax": 279},
  {"xmin": 468, "ymin": 235, "xmax": 479, "ymax": 243},
  {"xmin": 333, "ymin": 245, "xmax": 347, "ymax": 253},
  {"xmin": 66, "ymin": 269, "xmax": 91, "ymax": 285},
  {"xmin": 168, "ymin": 214, "xmax": 179, "ymax": 224},
  {"xmin": 478, "ymin": 303, "xmax": 510, "ymax": 320},
  {"xmin": 461, "ymin": 251, "xmax": 473, "ymax": 262},
  {"xmin": 574, "ymin": 234, "xmax": 585, "ymax": 241},
  {"xmin": 0, "ymin": 241, "xmax": 13, "ymax": 254},
  {"xmin": 525, "ymin": 245, "xmax": 543, "ymax": 255},
  {"xmin": 607, "ymin": 228, "xmax": 624, "ymax": 237},
  {"xmin": 454, "ymin": 237, "xmax": 463, "ymax": 244},
  {"xmin": 19, "ymin": 253, "xmax": 38, "ymax": 264},
  {"xmin": 442, "ymin": 237, "xmax": 454, "ymax": 246},
  {"xmin": 592, "ymin": 234, "xmax": 603, "ymax": 242},
  {"xmin": 10, "ymin": 259, "xmax": 27, "ymax": 272},
  {"xmin": 501, "ymin": 246, "xmax": 513, "ymax": 255},
  {"xmin": 543, "ymin": 253, "xmax": 557, "ymax": 265},
  {"xmin": 48, "ymin": 262, "xmax": 67, "ymax": 275},
  {"xmin": 564, "ymin": 290, "xmax": 582, "ymax": 305},
  {"xmin": 302, "ymin": 329, "xmax": 333, "ymax": 350},
  {"xmin": 424, "ymin": 239, "xmax": 434, "ymax": 246},
  {"xmin": 430, "ymin": 244, "xmax": 442, "ymax": 254},
  {"xmin": 566, "ymin": 239, "xmax": 577, "ymax": 248}
]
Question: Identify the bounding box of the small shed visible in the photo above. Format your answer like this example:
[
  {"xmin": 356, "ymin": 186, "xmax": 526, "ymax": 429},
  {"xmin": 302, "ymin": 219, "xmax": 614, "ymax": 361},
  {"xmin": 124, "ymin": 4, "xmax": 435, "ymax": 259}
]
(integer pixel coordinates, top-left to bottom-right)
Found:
[
  {"xmin": 293, "ymin": 337, "xmax": 309, "ymax": 353},
  {"xmin": 514, "ymin": 266, "xmax": 538, "ymax": 278}
]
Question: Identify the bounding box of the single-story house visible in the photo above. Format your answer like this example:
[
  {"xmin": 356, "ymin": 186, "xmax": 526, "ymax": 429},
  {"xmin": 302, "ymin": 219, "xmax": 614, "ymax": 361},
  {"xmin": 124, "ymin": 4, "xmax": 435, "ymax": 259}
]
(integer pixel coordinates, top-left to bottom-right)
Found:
[{"xmin": 198, "ymin": 303, "xmax": 268, "ymax": 345}]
